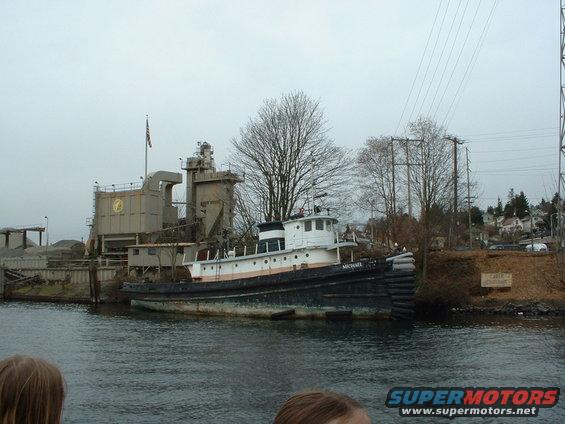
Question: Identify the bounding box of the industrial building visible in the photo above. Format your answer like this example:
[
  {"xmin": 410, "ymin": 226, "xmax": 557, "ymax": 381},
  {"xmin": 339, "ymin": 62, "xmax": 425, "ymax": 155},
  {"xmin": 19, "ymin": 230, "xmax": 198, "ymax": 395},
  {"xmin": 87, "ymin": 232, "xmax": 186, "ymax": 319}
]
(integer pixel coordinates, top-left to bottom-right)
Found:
[
  {"xmin": 182, "ymin": 142, "xmax": 242, "ymax": 244},
  {"xmin": 87, "ymin": 171, "xmax": 182, "ymax": 257},
  {"xmin": 87, "ymin": 142, "xmax": 241, "ymax": 274}
]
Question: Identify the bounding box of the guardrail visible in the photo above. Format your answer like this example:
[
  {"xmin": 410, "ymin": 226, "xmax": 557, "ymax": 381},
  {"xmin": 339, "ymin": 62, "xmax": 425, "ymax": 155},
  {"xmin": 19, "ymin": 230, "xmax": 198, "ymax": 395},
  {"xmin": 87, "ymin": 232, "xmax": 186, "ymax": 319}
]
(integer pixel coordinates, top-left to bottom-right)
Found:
[
  {"xmin": 94, "ymin": 182, "xmax": 143, "ymax": 192},
  {"xmin": 47, "ymin": 258, "xmax": 128, "ymax": 267}
]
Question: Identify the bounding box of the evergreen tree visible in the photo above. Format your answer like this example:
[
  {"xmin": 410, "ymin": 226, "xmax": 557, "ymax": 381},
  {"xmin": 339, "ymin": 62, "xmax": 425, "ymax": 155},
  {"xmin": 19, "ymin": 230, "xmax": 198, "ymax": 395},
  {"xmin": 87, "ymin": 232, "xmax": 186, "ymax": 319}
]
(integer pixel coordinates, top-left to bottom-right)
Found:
[
  {"xmin": 495, "ymin": 197, "xmax": 503, "ymax": 216},
  {"xmin": 470, "ymin": 206, "xmax": 484, "ymax": 225},
  {"xmin": 503, "ymin": 189, "xmax": 529, "ymax": 218},
  {"xmin": 515, "ymin": 191, "xmax": 529, "ymax": 218}
]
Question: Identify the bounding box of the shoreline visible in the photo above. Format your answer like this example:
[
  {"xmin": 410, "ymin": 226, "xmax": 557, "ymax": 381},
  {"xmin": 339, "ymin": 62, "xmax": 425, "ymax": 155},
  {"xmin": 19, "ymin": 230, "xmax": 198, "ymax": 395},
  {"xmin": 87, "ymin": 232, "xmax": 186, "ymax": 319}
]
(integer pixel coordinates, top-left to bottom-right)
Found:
[
  {"xmin": 2, "ymin": 293, "xmax": 564, "ymax": 319},
  {"xmin": 416, "ymin": 299, "xmax": 565, "ymax": 318},
  {"xmin": 2, "ymin": 250, "xmax": 564, "ymax": 319}
]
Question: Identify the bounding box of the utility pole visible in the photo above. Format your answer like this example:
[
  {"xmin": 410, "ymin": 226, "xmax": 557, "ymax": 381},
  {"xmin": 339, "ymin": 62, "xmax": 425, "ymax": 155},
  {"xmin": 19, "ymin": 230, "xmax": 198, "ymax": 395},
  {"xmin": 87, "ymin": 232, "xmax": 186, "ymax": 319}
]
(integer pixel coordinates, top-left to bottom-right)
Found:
[
  {"xmin": 466, "ymin": 147, "xmax": 472, "ymax": 249},
  {"xmin": 386, "ymin": 137, "xmax": 397, "ymax": 243},
  {"xmin": 421, "ymin": 139, "xmax": 428, "ymax": 282},
  {"xmin": 444, "ymin": 136, "xmax": 464, "ymax": 249},
  {"xmin": 558, "ymin": 0, "xmax": 565, "ymax": 278},
  {"xmin": 390, "ymin": 137, "xmax": 397, "ymax": 217},
  {"xmin": 404, "ymin": 140, "xmax": 412, "ymax": 217},
  {"xmin": 391, "ymin": 137, "xmax": 423, "ymax": 218}
]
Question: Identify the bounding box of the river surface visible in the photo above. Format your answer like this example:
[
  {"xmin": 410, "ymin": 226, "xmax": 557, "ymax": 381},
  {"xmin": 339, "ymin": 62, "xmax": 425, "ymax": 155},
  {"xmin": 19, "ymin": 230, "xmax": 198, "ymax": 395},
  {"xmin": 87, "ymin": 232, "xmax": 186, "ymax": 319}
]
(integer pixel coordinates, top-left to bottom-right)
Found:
[{"xmin": 0, "ymin": 301, "xmax": 563, "ymax": 423}]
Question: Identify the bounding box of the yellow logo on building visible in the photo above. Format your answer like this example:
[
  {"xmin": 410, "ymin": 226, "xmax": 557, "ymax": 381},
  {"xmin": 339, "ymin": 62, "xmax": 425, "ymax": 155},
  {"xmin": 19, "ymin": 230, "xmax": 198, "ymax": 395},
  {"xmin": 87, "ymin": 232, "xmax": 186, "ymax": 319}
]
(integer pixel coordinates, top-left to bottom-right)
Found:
[{"xmin": 113, "ymin": 198, "xmax": 124, "ymax": 213}]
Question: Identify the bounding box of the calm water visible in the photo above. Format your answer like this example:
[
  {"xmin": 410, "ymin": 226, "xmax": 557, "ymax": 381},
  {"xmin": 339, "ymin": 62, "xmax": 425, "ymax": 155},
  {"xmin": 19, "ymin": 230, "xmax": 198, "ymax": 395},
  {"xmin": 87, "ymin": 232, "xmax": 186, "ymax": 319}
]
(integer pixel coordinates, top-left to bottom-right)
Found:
[{"xmin": 0, "ymin": 301, "xmax": 563, "ymax": 423}]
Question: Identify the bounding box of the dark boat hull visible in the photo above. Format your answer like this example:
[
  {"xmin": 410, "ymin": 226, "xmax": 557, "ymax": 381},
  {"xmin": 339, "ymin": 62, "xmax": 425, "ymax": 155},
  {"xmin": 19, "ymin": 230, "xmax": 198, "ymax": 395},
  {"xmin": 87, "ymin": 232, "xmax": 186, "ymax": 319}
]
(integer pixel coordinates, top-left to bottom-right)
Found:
[{"xmin": 121, "ymin": 258, "xmax": 415, "ymax": 320}]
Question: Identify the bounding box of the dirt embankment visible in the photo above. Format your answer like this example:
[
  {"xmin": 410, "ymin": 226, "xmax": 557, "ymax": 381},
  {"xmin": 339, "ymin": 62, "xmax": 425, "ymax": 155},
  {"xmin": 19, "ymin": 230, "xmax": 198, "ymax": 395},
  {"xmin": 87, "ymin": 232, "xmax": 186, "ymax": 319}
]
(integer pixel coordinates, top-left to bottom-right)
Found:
[{"xmin": 417, "ymin": 251, "xmax": 565, "ymax": 314}]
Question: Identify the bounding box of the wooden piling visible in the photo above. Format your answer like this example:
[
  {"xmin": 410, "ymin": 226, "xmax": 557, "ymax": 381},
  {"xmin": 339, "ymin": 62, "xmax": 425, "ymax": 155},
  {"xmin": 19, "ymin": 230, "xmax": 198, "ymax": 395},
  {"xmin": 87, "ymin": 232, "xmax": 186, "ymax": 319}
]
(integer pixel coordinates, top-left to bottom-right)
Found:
[
  {"xmin": 0, "ymin": 267, "xmax": 4, "ymax": 299},
  {"xmin": 88, "ymin": 262, "xmax": 100, "ymax": 305}
]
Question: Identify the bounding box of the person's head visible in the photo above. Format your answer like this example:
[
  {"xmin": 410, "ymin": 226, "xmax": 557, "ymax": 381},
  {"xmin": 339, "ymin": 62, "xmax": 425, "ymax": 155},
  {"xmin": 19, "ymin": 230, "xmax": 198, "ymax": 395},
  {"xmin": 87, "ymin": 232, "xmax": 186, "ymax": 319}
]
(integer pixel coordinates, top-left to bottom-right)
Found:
[
  {"xmin": 274, "ymin": 390, "xmax": 370, "ymax": 424},
  {"xmin": 0, "ymin": 355, "xmax": 65, "ymax": 424}
]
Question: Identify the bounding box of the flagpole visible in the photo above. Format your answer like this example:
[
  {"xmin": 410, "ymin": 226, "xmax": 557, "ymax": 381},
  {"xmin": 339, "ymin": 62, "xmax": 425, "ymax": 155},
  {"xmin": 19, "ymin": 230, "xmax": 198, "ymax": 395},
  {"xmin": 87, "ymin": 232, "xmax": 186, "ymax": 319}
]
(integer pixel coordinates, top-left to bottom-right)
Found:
[{"xmin": 145, "ymin": 114, "xmax": 148, "ymax": 179}]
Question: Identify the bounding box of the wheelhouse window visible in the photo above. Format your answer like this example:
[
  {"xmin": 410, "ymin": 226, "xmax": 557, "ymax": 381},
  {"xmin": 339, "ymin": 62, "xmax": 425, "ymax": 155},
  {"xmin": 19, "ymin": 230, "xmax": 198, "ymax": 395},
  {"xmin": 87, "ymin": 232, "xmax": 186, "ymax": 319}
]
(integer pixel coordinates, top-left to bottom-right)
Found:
[
  {"xmin": 304, "ymin": 220, "xmax": 312, "ymax": 232},
  {"xmin": 325, "ymin": 220, "xmax": 332, "ymax": 231},
  {"xmin": 133, "ymin": 249, "xmax": 140, "ymax": 256},
  {"xmin": 315, "ymin": 219, "xmax": 324, "ymax": 230},
  {"xmin": 148, "ymin": 248, "xmax": 156, "ymax": 255}
]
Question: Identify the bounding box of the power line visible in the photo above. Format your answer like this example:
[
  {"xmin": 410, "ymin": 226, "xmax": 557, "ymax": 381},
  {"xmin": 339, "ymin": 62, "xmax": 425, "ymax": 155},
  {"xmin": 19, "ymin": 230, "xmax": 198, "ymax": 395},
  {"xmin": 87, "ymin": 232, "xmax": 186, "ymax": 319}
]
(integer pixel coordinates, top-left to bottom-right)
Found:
[
  {"xmin": 475, "ymin": 167, "xmax": 558, "ymax": 173},
  {"xmin": 407, "ymin": 0, "xmax": 452, "ymax": 126},
  {"xmin": 417, "ymin": 0, "xmax": 464, "ymax": 119},
  {"xmin": 466, "ymin": 131, "xmax": 556, "ymax": 141},
  {"xmin": 432, "ymin": 0, "xmax": 483, "ymax": 121},
  {"xmin": 466, "ymin": 134, "xmax": 556, "ymax": 144},
  {"xmin": 471, "ymin": 146, "xmax": 556, "ymax": 153},
  {"xmin": 444, "ymin": 0, "xmax": 499, "ymax": 128},
  {"xmin": 393, "ymin": 0, "xmax": 444, "ymax": 135},
  {"xmin": 479, "ymin": 196, "xmax": 548, "ymax": 200},
  {"xmin": 473, "ymin": 154, "xmax": 556, "ymax": 163},
  {"xmin": 463, "ymin": 126, "xmax": 557, "ymax": 137},
  {"xmin": 476, "ymin": 173, "xmax": 557, "ymax": 176},
  {"xmin": 442, "ymin": 0, "xmax": 499, "ymax": 129},
  {"xmin": 427, "ymin": 0, "xmax": 470, "ymax": 117}
]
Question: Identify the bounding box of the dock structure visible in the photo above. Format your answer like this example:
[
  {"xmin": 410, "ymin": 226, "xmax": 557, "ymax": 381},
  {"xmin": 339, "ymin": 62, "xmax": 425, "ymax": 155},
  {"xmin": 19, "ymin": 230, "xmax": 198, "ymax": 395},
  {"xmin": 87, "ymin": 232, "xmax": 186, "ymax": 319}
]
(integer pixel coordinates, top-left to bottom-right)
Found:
[
  {"xmin": 0, "ymin": 226, "xmax": 45, "ymax": 249},
  {"xmin": 182, "ymin": 142, "xmax": 242, "ymax": 244}
]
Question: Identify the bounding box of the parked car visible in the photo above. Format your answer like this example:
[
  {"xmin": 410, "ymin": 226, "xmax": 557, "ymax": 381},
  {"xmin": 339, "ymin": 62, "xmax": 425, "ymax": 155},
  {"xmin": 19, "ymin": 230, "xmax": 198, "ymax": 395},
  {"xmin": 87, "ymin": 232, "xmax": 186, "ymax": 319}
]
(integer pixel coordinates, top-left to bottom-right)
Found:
[
  {"xmin": 454, "ymin": 245, "xmax": 470, "ymax": 251},
  {"xmin": 525, "ymin": 243, "xmax": 548, "ymax": 252},
  {"xmin": 487, "ymin": 244, "xmax": 522, "ymax": 251}
]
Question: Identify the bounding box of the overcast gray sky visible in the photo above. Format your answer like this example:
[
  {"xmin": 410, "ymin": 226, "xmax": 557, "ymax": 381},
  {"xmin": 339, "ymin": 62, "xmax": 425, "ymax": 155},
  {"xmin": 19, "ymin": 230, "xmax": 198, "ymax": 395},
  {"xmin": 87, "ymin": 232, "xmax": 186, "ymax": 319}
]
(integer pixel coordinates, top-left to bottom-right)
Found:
[{"xmin": 0, "ymin": 0, "xmax": 557, "ymax": 242}]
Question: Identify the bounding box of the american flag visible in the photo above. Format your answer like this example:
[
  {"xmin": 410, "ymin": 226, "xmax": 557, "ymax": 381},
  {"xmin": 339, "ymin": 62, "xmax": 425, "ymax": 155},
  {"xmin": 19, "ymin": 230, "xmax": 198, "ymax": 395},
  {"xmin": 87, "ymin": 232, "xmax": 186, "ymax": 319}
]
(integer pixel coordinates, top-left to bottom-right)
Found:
[{"xmin": 146, "ymin": 115, "xmax": 152, "ymax": 148}]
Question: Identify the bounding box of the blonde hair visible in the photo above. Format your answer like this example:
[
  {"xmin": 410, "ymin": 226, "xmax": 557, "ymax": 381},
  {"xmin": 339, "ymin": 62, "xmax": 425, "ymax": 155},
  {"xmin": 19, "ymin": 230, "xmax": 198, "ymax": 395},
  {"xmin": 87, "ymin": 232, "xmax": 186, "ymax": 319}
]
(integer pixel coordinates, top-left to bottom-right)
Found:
[
  {"xmin": 0, "ymin": 355, "xmax": 65, "ymax": 424},
  {"xmin": 274, "ymin": 390, "xmax": 367, "ymax": 424}
]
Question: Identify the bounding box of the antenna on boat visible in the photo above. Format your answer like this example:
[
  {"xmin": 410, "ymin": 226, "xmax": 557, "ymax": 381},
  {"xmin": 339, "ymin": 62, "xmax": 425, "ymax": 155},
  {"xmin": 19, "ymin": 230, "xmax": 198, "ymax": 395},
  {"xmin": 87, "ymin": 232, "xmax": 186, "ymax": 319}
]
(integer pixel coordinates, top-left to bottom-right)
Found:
[{"xmin": 310, "ymin": 151, "xmax": 316, "ymax": 215}]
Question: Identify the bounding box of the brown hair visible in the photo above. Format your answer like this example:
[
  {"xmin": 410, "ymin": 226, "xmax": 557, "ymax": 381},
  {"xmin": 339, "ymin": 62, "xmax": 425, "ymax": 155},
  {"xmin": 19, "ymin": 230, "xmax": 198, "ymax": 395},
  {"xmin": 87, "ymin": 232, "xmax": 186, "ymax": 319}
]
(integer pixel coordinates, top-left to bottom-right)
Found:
[
  {"xmin": 274, "ymin": 389, "xmax": 368, "ymax": 424},
  {"xmin": 0, "ymin": 355, "xmax": 65, "ymax": 424}
]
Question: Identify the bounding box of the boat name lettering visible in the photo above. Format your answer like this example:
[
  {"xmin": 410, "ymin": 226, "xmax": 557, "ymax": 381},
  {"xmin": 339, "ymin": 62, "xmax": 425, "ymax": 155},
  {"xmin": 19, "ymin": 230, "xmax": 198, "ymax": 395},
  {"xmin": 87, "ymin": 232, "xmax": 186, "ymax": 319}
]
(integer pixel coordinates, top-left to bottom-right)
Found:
[{"xmin": 342, "ymin": 263, "xmax": 362, "ymax": 269}]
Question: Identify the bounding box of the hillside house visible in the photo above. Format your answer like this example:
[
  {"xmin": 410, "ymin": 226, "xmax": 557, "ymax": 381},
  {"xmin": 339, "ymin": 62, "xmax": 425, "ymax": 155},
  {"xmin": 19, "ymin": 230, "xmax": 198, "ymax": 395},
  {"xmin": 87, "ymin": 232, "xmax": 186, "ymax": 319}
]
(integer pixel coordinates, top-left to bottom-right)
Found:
[
  {"xmin": 500, "ymin": 217, "xmax": 523, "ymax": 234},
  {"xmin": 521, "ymin": 215, "xmax": 545, "ymax": 233}
]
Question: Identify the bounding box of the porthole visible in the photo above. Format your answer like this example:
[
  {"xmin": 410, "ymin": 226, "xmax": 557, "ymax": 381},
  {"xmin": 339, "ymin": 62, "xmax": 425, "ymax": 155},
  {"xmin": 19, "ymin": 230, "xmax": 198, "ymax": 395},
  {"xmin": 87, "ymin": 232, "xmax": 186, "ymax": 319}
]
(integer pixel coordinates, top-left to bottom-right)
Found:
[
  {"xmin": 306, "ymin": 253, "xmax": 310, "ymax": 257},
  {"xmin": 235, "ymin": 264, "xmax": 238, "ymax": 267},
  {"xmin": 294, "ymin": 255, "xmax": 298, "ymax": 259},
  {"xmin": 203, "ymin": 267, "xmax": 206, "ymax": 270},
  {"xmin": 211, "ymin": 266, "xmax": 214, "ymax": 270},
  {"xmin": 273, "ymin": 258, "xmax": 276, "ymax": 262},
  {"xmin": 264, "ymin": 259, "xmax": 268, "ymax": 264},
  {"xmin": 283, "ymin": 257, "xmax": 287, "ymax": 260},
  {"xmin": 296, "ymin": 225, "xmax": 300, "ymax": 229},
  {"xmin": 219, "ymin": 265, "xmax": 222, "ymax": 269},
  {"xmin": 253, "ymin": 261, "xmax": 256, "ymax": 265}
]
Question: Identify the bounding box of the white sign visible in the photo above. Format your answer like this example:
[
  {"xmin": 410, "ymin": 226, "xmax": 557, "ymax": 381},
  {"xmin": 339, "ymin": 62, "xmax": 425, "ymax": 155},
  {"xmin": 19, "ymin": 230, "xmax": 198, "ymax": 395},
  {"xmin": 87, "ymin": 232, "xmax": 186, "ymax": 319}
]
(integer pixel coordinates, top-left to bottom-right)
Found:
[{"xmin": 481, "ymin": 273, "xmax": 512, "ymax": 288}]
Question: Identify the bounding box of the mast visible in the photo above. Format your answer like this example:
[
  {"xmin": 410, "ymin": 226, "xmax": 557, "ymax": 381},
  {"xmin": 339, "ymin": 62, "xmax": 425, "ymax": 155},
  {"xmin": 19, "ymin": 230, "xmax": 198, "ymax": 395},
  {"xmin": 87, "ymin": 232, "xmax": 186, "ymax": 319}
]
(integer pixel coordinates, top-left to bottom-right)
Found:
[{"xmin": 310, "ymin": 151, "xmax": 316, "ymax": 215}]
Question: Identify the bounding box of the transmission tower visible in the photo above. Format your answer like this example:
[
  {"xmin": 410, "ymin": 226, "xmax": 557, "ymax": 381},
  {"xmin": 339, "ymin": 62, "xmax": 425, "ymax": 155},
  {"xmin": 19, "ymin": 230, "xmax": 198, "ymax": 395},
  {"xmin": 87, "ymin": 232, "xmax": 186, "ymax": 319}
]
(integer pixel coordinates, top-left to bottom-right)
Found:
[{"xmin": 559, "ymin": 0, "xmax": 565, "ymax": 277}]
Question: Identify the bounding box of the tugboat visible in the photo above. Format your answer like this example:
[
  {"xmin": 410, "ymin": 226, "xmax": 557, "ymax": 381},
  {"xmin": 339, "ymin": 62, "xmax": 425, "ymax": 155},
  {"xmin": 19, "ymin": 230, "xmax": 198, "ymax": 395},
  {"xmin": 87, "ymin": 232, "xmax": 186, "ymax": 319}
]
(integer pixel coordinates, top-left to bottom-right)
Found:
[{"xmin": 121, "ymin": 211, "xmax": 416, "ymax": 320}]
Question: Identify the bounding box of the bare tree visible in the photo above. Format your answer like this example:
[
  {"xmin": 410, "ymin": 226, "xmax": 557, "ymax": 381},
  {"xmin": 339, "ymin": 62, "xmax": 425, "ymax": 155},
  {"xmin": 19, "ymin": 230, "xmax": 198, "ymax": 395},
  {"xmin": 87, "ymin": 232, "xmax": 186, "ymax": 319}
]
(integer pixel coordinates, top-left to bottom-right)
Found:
[
  {"xmin": 231, "ymin": 91, "xmax": 352, "ymax": 222},
  {"xmin": 407, "ymin": 117, "xmax": 452, "ymax": 281},
  {"xmin": 356, "ymin": 136, "xmax": 398, "ymax": 246},
  {"xmin": 156, "ymin": 226, "xmax": 185, "ymax": 282},
  {"xmin": 357, "ymin": 118, "xmax": 482, "ymax": 279},
  {"xmin": 231, "ymin": 186, "xmax": 259, "ymax": 244}
]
